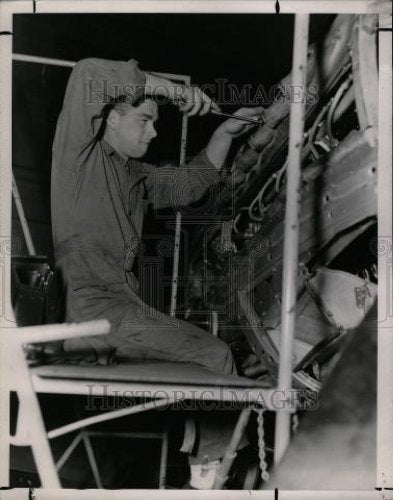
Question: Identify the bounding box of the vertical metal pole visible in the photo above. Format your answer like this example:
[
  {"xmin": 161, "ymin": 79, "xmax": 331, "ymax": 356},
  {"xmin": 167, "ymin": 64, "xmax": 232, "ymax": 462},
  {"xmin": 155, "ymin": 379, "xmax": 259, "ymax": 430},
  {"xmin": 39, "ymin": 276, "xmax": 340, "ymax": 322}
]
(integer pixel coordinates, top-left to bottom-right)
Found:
[
  {"xmin": 211, "ymin": 310, "xmax": 218, "ymax": 337},
  {"xmin": 12, "ymin": 173, "xmax": 36, "ymax": 256},
  {"xmin": 9, "ymin": 334, "xmax": 61, "ymax": 487},
  {"xmin": 274, "ymin": 14, "xmax": 310, "ymax": 465},
  {"xmin": 377, "ymin": 13, "xmax": 393, "ymax": 489},
  {"xmin": 158, "ymin": 425, "xmax": 169, "ymax": 489},
  {"xmin": 0, "ymin": 6, "xmax": 13, "ymax": 485},
  {"xmin": 170, "ymin": 77, "xmax": 190, "ymax": 316}
]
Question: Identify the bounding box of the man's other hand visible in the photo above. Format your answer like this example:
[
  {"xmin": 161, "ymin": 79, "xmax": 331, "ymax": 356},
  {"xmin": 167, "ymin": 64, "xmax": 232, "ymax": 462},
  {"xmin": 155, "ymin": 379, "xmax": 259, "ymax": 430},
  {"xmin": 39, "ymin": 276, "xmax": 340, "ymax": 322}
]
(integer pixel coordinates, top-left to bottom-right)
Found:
[
  {"xmin": 144, "ymin": 72, "xmax": 220, "ymax": 117},
  {"xmin": 205, "ymin": 106, "xmax": 264, "ymax": 170},
  {"xmin": 215, "ymin": 107, "xmax": 265, "ymax": 138}
]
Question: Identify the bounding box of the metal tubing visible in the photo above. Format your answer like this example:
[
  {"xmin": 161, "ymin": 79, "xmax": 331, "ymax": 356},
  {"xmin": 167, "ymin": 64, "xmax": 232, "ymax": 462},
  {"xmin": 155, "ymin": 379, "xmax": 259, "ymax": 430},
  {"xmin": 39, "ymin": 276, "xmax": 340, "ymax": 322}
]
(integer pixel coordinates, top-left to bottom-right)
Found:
[
  {"xmin": 333, "ymin": 85, "xmax": 355, "ymax": 123},
  {"xmin": 31, "ymin": 375, "xmax": 277, "ymax": 407},
  {"xmin": 15, "ymin": 319, "xmax": 110, "ymax": 345},
  {"xmin": 158, "ymin": 426, "xmax": 169, "ymax": 489},
  {"xmin": 55, "ymin": 432, "xmax": 83, "ymax": 471},
  {"xmin": 170, "ymin": 77, "xmax": 190, "ymax": 316},
  {"xmin": 13, "ymin": 53, "xmax": 191, "ymax": 86},
  {"xmin": 148, "ymin": 70, "xmax": 191, "ymax": 82},
  {"xmin": 10, "ymin": 391, "xmax": 32, "ymax": 446},
  {"xmin": 170, "ymin": 211, "xmax": 182, "ymax": 317},
  {"xmin": 82, "ymin": 431, "xmax": 103, "ymax": 488},
  {"xmin": 12, "ymin": 173, "xmax": 36, "ymax": 255},
  {"xmin": 47, "ymin": 398, "xmax": 174, "ymax": 439},
  {"xmin": 211, "ymin": 310, "xmax": 218, "ymax": 337},
  {"xmin": 9, "ymin": 334, "xmax": 61, "ymax": 487},
  {"xmin": 274, "ymin": 14, "xmax": 310, "ymax": 466},
  {"xmin": 87, "ymin": 431, "xmax": 163, "ymax": 439},
  {"xmin": 377, "ymin": 17, "xmax": 393, "ymax": 488},
  {"xmin": 327, "ymin": 77, "xmax": 353, "ymax": 139},
  {"xmin": 212, "ymin": 408, "xmax": 252, "ymax": 489},
  {"xmin": 13, "ymin": 53, "xmax": 76, "ymax": 68}
]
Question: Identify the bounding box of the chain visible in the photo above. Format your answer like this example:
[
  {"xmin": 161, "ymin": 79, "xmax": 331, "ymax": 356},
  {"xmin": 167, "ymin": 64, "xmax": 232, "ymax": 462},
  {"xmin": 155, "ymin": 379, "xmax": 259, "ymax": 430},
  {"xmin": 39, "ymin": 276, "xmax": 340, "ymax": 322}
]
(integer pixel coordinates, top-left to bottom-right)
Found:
[{"xmin": 255, "ymin": 407, "xmax": 270, "ymax": 482}]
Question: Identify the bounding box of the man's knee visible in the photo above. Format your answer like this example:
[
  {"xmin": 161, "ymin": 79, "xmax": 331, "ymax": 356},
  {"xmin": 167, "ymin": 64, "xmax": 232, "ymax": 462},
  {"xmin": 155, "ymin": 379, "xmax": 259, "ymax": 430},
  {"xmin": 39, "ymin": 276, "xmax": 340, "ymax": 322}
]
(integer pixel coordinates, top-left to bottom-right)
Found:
[{"xmin": 208, "ymin": 338, "xmax": 235, "ymax": 375}]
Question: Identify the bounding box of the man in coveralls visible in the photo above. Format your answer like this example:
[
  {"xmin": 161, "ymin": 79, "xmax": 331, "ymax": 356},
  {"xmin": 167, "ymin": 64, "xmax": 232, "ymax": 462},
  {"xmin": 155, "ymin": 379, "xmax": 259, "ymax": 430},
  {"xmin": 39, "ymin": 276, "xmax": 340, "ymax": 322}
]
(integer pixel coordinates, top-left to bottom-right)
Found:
[{"xmin": 51, "ymin": 57, "xmax": 262, "ymax": 489}]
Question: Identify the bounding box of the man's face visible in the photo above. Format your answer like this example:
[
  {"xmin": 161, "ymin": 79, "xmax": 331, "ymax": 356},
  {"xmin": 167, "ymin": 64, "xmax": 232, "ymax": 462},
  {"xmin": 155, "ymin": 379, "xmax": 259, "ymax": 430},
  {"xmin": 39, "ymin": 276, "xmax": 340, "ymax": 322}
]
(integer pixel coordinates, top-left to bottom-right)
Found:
[{"xmin": 113, "ymin": 99, "xmax": 158, "ymax": 159}]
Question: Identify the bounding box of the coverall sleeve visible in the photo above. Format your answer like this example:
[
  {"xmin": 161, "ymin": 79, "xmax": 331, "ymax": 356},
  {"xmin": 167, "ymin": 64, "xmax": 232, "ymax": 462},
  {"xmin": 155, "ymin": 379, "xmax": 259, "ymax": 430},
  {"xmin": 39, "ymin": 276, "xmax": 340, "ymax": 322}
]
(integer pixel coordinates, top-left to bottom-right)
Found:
[
  {"xmin": 52, "ymin": 58, "xmax": 146, "ymax": 171},
  {"xmin": 143, "ymin": 149, "xmax": 223, "ymax": 210}
]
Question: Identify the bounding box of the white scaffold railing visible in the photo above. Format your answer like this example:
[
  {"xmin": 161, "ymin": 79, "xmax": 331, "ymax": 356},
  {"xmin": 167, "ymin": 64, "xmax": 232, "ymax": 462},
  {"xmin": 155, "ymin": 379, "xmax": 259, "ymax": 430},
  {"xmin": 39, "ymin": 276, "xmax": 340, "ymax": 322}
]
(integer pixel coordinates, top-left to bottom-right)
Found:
[{"xmin": 274, "ymin": 13, "xmax": 310, "ymax": 466}]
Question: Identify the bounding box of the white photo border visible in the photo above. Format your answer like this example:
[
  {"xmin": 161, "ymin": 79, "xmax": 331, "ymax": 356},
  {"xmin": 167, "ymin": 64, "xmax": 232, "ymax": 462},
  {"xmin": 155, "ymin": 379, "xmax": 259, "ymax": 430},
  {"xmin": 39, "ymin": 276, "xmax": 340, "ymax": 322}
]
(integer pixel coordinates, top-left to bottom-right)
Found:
[{"xmin": 0, "ymin": 1, "xmax": 391, "ymax": 498}]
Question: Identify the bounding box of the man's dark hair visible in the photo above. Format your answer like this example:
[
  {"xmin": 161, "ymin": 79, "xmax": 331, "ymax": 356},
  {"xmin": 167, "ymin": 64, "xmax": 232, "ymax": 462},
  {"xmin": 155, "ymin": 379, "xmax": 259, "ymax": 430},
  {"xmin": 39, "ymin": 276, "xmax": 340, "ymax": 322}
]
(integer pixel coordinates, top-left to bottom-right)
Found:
[{"xmin": 85, "ymin": 93, "xmax": 161, "ymax": 154}]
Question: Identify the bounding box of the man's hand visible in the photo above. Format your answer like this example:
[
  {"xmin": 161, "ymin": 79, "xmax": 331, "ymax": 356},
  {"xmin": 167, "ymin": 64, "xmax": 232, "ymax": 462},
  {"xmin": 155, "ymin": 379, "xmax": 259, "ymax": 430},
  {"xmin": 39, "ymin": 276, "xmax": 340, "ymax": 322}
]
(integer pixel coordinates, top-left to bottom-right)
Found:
[
  {"xmin": 214, "ymin": 106, "xmax": 264, "ymax": 138},
  {"xmin": 144, "ymin": 72, "xmax": 220, "ymax": 116},
  {"xmin": 176, "ymin": 86, "xmax": 221, "ymax": 116},
  {"xmin": 206, "ymin": 106, "xmax": 264, "ymax": 170}
]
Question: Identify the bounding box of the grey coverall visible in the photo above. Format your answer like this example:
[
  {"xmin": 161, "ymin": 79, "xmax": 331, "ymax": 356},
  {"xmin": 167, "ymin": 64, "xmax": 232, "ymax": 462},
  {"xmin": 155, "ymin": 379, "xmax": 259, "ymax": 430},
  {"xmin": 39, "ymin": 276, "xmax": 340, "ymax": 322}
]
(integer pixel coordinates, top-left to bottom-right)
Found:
[{"xmin": 51, "ymin": 58, "xmax": 240, "ymax": 464}]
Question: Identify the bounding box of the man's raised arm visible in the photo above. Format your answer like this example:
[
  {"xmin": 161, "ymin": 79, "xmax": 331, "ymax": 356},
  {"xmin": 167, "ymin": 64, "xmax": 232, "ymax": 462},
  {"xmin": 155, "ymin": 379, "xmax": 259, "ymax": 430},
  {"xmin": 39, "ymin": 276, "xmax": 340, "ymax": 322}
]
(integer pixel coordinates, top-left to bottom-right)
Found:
[
  {"xmin": 53, "ymin": 58, "xmax": 146, "ymax": 170},
  {"xmin": 53, "ymin": 58, "xmax": 220, "ymax": 171}
]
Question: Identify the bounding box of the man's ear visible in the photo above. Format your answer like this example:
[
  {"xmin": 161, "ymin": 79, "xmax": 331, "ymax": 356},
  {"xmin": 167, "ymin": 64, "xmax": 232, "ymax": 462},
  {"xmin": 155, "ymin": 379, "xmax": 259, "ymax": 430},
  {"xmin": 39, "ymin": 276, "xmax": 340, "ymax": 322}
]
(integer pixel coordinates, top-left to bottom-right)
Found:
[{"xmin": 106, "ymin": 109, "xmax": 120, "ymax": 129}]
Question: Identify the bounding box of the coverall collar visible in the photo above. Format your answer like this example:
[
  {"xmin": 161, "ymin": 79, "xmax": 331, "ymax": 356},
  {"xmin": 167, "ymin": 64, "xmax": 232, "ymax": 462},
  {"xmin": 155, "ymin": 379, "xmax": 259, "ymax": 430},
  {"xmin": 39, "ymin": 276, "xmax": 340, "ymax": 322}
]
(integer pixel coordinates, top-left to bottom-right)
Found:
[
  {"xmin": 101, "ymin": 139, "xmax": 149, "ymax": 187},
  {"xmin": 101, "ymin": 138, "xmax": 129, "ymax": 167}
]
